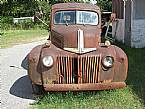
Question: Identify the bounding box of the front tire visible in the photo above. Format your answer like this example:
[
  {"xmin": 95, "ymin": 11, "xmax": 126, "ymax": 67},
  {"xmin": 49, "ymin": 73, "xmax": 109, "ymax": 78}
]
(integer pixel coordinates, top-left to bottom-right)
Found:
[{"xmin": 32, "ymin": 83, "xmax": 45, "ymax": 95}]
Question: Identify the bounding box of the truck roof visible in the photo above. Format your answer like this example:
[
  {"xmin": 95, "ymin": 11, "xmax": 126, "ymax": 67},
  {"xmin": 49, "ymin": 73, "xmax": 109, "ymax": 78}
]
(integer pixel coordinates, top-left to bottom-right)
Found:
[{"xmin": 52, "ymin": 3, "xmax": 100, "ymax": 11}]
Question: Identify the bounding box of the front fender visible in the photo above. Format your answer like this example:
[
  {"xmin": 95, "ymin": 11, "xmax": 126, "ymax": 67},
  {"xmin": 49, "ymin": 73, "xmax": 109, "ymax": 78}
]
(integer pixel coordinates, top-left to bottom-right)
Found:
[
  {"xmin": 28, "ymin": 45, "xmax": 43, "ymax": 85},
  {"xmin": 113, "ymin": 46, "xmax": 128, "ymax": 82},
  {"xmin": 28, "ymin": 44, "xmax": 62, "ymax": 85}
]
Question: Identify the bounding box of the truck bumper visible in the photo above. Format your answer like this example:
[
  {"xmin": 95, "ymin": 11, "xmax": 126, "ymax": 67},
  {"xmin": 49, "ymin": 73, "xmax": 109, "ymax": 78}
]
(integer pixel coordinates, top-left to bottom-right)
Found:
[{"xmin": 43, "ymin": 82, "xmax": 126, "ymax": 91}]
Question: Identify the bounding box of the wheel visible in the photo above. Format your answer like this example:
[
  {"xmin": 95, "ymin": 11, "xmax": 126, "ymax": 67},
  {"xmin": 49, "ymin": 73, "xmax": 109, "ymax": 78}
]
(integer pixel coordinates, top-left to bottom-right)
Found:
[{"xmin": 32, "ymin": 83, "xmax": 45, "ymax": 95}]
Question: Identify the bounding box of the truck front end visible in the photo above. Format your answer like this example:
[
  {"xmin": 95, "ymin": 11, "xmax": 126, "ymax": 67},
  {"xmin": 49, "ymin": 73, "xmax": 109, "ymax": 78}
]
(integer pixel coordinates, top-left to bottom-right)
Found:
[{"xmin": 28, "ymin": 3, "xmax": 128, "ymax": 92}]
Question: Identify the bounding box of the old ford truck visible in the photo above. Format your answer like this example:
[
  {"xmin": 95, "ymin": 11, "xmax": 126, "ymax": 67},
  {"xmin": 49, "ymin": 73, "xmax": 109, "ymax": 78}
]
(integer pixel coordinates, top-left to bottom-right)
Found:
[{"xmin": 28, "ymin": 3, "xmax": 128, "ymax": 93}]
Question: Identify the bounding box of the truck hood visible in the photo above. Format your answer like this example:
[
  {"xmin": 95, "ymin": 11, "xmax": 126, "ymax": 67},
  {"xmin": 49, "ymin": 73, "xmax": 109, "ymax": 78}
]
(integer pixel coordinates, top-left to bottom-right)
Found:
[{"xmin": 51, "ymin": 25, "xmax": 101, "ymax": 51}]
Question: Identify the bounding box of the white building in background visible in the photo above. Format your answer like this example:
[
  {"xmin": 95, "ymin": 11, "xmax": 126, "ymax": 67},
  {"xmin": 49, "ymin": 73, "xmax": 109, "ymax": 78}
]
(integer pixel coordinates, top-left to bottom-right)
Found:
[
  {"xmin": 90, "ymin": 0, "xmax": 97, "ymax": 5},
  {"xmin": 112, "ymin": 0, "xmax": 145, "ymax": 48}
]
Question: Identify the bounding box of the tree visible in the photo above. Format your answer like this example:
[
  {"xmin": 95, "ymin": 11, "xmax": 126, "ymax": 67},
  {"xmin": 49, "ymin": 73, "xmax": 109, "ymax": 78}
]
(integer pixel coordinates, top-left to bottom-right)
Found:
[
  {"xmin": 49, "ymin": 0, "xmax": 112, "ymax": 11},
  {"xmin": 97, "ymin": 0, "xmax": 112, "ymax": 11}
]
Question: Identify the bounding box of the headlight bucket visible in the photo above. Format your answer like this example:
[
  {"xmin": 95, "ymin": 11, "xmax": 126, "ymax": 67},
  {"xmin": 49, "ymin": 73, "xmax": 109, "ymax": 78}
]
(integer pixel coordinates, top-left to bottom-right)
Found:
[
  {"xmin": 102, "ymin": 56, "xmax": 114, "ymax": 68},
  {"xmin": 105, "ymin": 40, "xmax": 111, "ymax": 47},
  {"xmin": 42, "ymin": 56, "xmax": 54, "ymax": 67}
]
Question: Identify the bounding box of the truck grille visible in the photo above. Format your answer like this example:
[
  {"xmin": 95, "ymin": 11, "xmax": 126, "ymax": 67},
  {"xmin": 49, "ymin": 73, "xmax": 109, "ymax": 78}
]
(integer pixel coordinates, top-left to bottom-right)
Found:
[{"xmin": 56, "ymin": 55, "xmax": 101, "ymax": 84}]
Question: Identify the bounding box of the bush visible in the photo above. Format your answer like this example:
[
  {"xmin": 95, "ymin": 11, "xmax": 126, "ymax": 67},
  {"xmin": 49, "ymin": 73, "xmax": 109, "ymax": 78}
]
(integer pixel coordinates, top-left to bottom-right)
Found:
[
  {"xmin": 0, "ymin": 16, "xmax": 13, "ymax": 24},
  {"xmin": 0, "ymin": 16, "xmax": 48, "ymax": 30},
  {"xmin": 0, "ymin": 23, "xmax": 13, "ymax": 30},
  {"xmin": 0, "ymin": 16, "xmax": 13, "ymax": 30},
  {"xmin": 37, "ymin": 1, "xmax": 51, "ymax": 25},
  {"xmin": 0, "ymin": 0, "xmax": 51, "ymax": 30},
  {"xmin": 14, "ymin": 19, "xmax": 35, "ymax": 29}
]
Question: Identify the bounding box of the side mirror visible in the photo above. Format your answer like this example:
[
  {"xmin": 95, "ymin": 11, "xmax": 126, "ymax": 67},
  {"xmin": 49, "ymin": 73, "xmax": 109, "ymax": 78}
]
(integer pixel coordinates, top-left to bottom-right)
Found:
[
  {"xmin": 47, "ymin": 32, "xmax": 50, "ymax": 40},
  {"xmin": 47, "ymin": 26, "xmax": 51, "ymax": 40},
  {"xmin": 35, "ymin": 12, "xmax": 43, "ymax": 18},
  {"xmin": 34, "ymin": 12, "xmax": 49, "ymax": 27}
]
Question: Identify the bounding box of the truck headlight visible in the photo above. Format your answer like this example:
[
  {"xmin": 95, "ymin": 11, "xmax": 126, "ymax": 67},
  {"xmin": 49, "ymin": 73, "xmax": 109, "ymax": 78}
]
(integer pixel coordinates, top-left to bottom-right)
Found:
[
  {"xmin": 105, "ymin": 40, "xmax": 111, "ymax": 47},
  {"xmin": 42, "ymin": 56, "xmax": 53, "ymax": 67},
  {"xmin": 102, "ymin": 56, "xmax": 114, "ymax": 68}
]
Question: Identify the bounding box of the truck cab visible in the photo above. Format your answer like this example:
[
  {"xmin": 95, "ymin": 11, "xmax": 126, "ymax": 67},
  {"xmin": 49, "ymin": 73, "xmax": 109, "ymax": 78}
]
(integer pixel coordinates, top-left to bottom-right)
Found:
[{"xmin": 28, "ymin": 3, "xmax": 128, "ymax": 93}]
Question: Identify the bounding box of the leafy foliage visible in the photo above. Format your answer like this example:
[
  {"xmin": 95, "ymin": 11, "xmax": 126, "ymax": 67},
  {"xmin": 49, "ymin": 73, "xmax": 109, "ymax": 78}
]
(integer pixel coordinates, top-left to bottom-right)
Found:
[
  {"xmin": 36, "ymin": 1, "xmax": 51, "ymax": 25},
  {"xmin": 1, "ymin": 0, "xmax": 38, "ymax": 17},
  {"xmin": 0, "ymin": 0, "xmax": 112, "ymax": 30},
  {"xmin": 97, "ymin": 0, "xmax": 112, "ymax": 11}
]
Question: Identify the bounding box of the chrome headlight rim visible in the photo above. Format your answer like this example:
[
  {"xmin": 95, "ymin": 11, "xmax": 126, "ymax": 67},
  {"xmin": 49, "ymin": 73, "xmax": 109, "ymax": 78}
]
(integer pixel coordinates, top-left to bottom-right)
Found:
[
  {"xmin": 102, "ymin": 56, "xmax": 114, "ymax": 68},
  {"xmin": 105, "ymin": 40, "xmax": 111, "ymax": 47},
  {"xmin": 42, "ymin": 55, "xmax": 54, "ymax": 67}
]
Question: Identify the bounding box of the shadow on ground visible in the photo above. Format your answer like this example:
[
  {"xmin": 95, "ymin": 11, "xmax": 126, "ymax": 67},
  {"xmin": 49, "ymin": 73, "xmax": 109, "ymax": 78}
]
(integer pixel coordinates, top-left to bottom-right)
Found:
[
  {"xmin": 10, "ymin": 75, "xmax": 34, "ymax": 100},
  {"xmin": 10, "ymin": 54, "xmax": 35, "ymax": 100},
  {"xmin": 21, "ymin": 54, "xmax": 29, "ymax": 70}
]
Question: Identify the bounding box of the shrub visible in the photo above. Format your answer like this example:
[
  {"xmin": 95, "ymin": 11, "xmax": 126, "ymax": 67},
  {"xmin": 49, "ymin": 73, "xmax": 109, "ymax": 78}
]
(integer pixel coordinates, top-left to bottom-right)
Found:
[
  {"xmin": 0, "ymin": 16, "xmax": 13, "ymax": 30},
  {"xmin": 14, "ymin": 19, "xmax": 35, "ymax": 29},
  {"xmin": 0, "ymin": 16, "xmax": 13, "ymax": 24}
]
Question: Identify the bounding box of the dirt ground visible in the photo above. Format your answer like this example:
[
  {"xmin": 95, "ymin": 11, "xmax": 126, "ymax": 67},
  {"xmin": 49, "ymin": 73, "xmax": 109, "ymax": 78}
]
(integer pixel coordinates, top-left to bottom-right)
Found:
[{"xmin": 0, "ymin": 39, "xmax": 47, "ymax": 109}]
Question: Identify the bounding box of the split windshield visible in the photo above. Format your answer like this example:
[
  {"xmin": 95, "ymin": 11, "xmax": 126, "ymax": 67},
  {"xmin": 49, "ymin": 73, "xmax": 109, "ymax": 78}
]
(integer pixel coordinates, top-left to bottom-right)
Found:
[{"xmin": 54, "ymin": 10, "xmax": 99, "ymax": 25}]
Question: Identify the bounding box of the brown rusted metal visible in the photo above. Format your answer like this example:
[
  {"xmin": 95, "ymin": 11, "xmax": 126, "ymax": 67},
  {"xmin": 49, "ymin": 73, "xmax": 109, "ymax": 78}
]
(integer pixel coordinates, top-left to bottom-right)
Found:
[
  {"xmin": 52, "ymin": 3, "xmax": 100, "ymax": 11},
  {"xmin": 43, "ymin": 82, "xmax": 126, "ymax": 91},
  {"xmin": 50, "ymin": 3, "xmax": 101, "ymax": 49},
  {"xmin": 28, "ymin": 3, "xmax": 128, "ymax": 92}
]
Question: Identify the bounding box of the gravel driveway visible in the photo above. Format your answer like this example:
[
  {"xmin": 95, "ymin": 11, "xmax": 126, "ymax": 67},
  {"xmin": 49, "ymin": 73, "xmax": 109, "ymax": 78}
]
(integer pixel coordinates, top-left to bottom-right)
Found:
[{"xmin": 0, "ymin": 39, "xmax": 47, "ymax": 109}]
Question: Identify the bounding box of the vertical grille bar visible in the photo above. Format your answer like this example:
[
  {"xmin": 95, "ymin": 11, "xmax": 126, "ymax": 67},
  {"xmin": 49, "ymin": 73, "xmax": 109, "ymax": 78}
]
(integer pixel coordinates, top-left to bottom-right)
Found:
[
  {"xmin": 67, "ymin": 56, "xmax": 70, "ymax": 84},
  {"xmin": 78, "ymin": 56, "xmax": 80, "ymax": 83},
  {"xmin": 91, "ymin": 56, "xmax": 95, "ymax": 83},
  {"xmin": 65, "ymin": 57, "xmax": 68, "ymax": 83},
  {"xmin": 78, "ymin": 56, "xmax": 83, "ymax": 83},
  {"xmin": 57, "ymin": 56, "xmax": 63, "ymax": 84},
  {"xmin": 60, "ymin": 56, "xmax": 64, "ymax": 83},
  {"xmin": 67, "ymin": 56, "xmax": 72, "ymax": 84},
  {"xmin": 84, "ymin": 57, "xmax": 87, "ymax": 83},
  {"xmin": 93, "ymin": 56, "xmax": 97, "ymax": 83},
  {"xmin": 94, "ymin": 56, "xmax": 99, "ymax": 83},
  {"xmin": 97, "ymin": 55, "xmax": 101, "ymax": 82},
  {"xmin": 70, "ymin": 56, "xmax": 73, "ymax": 83},
  {"xmin": 86, "ymin": 56, "xmax": 89, "ymax": 83}
]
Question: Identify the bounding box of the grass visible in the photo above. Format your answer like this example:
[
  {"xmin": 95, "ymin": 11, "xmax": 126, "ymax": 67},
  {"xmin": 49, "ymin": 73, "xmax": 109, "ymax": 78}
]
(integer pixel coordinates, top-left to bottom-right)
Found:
[
  {"xmin": 30, "ymin": 88, "xmax": 144, "ymax": 109},
  {"xmin": 0, "ymin": 29, "xmax": 48, "ymax": 48},
  {"xmin": 118, "ymin": 43, "xmax": 145, "ymax": 106},
  {"xmin": 30, "ymin": 43, "xmax": 145, "ymax": 109}
]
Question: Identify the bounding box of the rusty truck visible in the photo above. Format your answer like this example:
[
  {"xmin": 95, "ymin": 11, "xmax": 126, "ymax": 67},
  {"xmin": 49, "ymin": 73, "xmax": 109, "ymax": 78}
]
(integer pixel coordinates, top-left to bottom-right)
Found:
[{"xmin": 28, "ymin": 3, "xmax": 128, "ymax": 93}]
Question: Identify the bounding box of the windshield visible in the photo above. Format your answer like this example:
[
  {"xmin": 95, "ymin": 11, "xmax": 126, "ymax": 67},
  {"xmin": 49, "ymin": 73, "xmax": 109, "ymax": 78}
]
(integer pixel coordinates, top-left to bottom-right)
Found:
[{"xmin": 54, "ymin": 11, "xmax": 99, "ymax": 25}]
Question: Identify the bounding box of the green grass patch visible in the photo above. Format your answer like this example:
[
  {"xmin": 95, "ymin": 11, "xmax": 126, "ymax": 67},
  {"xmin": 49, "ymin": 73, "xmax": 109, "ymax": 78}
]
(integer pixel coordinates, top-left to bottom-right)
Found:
[
  {"xmin": 30, "ymin": 43, "xmax": 145, "ymax": 109},
  {"xmin": 30, "ymin": 88, "xmax": 144, "ymax": 109},
  {"xmin": 30, "ymin": 87, "xmax": 143, "ymax": 109},
  {"xmin": 118, "ymin": 43, "xmax": 145, "ymax": 106},
  {"xmin": 0, "ymin": 29, "xmax": 48, "ymax": 48}
]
